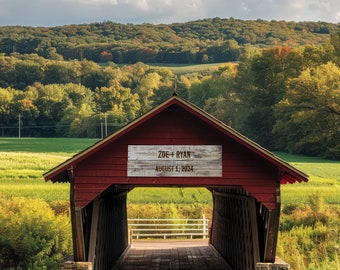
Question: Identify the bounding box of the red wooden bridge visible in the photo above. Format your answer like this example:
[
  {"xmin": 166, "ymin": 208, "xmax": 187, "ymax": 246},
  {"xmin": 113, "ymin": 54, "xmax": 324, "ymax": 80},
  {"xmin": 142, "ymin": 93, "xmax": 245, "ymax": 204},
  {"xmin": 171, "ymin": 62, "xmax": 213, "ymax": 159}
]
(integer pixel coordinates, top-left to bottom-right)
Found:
[{"xmin": 44, "ymin": 95, "xmax": 308, "ymax": 270}]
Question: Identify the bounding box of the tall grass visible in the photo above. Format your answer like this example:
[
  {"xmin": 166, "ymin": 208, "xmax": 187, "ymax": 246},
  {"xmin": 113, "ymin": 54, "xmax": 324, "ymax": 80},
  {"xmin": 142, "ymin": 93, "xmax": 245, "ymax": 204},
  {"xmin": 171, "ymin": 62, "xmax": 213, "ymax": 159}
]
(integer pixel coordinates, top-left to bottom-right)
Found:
[{"xmin": 127, "ymin": 187, "xmax": 212, "ymax": 204}]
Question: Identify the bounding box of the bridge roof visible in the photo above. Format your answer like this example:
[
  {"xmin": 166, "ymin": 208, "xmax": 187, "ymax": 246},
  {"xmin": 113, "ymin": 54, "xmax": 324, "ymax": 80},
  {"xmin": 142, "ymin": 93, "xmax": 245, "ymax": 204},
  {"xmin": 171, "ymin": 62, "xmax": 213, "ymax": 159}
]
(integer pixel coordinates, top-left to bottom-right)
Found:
[{"xmin": 44, "ymin": 95, "xmax": 308, "ymax": 185}]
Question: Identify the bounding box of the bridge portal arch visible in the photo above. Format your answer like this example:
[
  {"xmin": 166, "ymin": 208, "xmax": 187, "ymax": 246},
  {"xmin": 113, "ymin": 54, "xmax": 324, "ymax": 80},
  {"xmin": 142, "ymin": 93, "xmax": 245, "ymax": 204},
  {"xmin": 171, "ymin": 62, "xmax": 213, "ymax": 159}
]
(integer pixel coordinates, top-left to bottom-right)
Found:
[{"xmin": 44, "ymin": 95, "xmax": 308, "ymax": 269}]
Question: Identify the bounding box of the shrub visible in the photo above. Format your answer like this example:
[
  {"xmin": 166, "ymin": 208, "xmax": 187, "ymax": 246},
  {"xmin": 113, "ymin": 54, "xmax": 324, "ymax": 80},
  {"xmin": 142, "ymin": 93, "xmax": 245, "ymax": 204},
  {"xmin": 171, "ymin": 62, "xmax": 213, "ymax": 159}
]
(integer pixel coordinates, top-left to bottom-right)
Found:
[
  {"xmin": 278, "ymin": 200, "xmax": 340, "ymax": 270},
  {"xmin": 127, "ymin": 203, "xmax": 211, "ymax": 219},
  {"xmin": 49, "ymin": 200, "xmax": 70, "ymax": 216},
  {"xmin": 0, "ymin": 197, "xmax": 72, "ymax": 269}
]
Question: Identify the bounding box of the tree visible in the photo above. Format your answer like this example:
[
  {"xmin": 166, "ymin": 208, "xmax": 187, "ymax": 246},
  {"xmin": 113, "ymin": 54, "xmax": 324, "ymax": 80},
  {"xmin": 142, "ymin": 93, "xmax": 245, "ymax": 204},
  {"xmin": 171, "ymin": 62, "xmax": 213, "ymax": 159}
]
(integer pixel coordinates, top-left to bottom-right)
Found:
[
  {"xmin": 234, "ymin": 46, "xmax": 298, "ymax": 149},
  {"xmin": 0, "ymin": 87, "xmax": 14, "ymax": 115},
  {"xmin": 57, "ymin": 103, "xmax": 94, "ymax": 137},
  {"xmin": 137, "ymin": 71, "xmax": 161, "ymax": 113},
  {"xmin": 32, "ymin": 83, "xmax": 70, "ymax": 136},
  {"xmin": 79, "ymin": 59, "xmax": 107, "ymax": 89},
  {"xmin": 0, "ymin": 87, "xmax": 16, "ymax": 135},
  {"xmin": 43, "ymin": 62, "xmax": 79, "ymax": 85},
  {"xmin": 330, "ymin": 32, "xmax": 340, "ymax": 65},
  {"xmin": 56, "ymin": 84, "xmax": 94, "ymax": 137},
  {"xmin": 94, "ymin": 79, "xmax": 140, "ymax": 126},
  {"xmin": 273, "ymin": 62, "xmax": 340, "ymax": 158},
  {"xmin": 12, "ymin": 60, "xmax": 44, "ymax": 89}
]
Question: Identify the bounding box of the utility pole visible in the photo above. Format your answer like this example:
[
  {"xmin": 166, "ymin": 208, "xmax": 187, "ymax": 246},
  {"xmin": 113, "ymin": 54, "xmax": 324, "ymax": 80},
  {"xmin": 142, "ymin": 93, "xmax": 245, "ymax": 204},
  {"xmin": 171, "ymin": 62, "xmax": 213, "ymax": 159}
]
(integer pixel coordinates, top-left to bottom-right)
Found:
[
  {"xmin": 18, "ymin": 113, "xmax": 21, "ymax": 139},
  {"xmin": 104, "ymin": 113, "xmax": 108, "ymax": 137}
]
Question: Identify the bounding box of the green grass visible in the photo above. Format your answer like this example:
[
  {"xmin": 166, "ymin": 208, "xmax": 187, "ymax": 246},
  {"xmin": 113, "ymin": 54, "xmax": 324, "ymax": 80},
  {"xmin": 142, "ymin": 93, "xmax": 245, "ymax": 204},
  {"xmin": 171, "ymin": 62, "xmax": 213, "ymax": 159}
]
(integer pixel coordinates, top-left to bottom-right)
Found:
[
  {"xmin": 0, "ymin": 138, "xmax": 98, "ymax": 201},
  {"xmin": 0, "ymin": 138, "xmax": 339, "ymax": 205},
  {"xmin": 111, "ymin": 62, "xmax": 231, "ymax": 75},
  {"xmin": 274, "ymin": 152, "xmax": 340, "ymax": 205},
  {"xmin": 275, "ymin": 152, "xmax": 340, "ymax": 180},
  {"xmin": 147, "ymin": 62, "xmax": 232, "ymax": 74},
  {"xmin": 0, "ymin": 137, "xmax": 98, "ymax": 153}
]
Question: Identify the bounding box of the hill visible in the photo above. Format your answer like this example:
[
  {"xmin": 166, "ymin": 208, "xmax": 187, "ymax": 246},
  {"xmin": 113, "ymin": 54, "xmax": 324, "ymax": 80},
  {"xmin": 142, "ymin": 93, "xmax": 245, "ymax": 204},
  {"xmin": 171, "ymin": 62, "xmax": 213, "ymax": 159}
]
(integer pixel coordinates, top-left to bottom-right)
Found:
[{"xmin": 0, "ymin": 18, "xmax": 338, "ymax": 64}]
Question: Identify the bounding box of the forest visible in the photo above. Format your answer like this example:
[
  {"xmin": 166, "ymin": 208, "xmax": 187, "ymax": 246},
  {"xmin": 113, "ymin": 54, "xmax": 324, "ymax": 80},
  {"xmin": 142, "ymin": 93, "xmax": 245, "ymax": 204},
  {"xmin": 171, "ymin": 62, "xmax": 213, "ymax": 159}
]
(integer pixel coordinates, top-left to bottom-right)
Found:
[
  {"xmin": 0, "ymin": 20, "xmax": 339, "ymax": 160},
  {"xmin": 0, "ymin": 18, "xmax": 338, "ymax": 64}
]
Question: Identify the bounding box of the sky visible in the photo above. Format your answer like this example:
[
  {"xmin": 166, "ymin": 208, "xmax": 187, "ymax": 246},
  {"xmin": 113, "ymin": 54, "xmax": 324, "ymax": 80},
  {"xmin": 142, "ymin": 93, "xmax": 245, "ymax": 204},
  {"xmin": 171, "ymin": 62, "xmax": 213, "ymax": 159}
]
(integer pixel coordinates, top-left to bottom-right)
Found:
[{"xmin": 0, "ymin": 0, "xmax": 339, "ymax": 27}]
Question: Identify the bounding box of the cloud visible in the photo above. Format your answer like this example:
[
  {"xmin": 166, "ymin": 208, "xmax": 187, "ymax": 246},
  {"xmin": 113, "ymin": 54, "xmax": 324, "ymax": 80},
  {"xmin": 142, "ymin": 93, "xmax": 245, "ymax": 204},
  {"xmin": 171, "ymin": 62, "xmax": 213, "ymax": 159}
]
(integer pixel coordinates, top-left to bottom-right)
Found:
[
  {"xmin": 0, "ymin": 0, "xmax": 338, "ymax": 26},
  {"xmin": 336, "ymin": 12, "xmax": 340, "ymax": 21}
]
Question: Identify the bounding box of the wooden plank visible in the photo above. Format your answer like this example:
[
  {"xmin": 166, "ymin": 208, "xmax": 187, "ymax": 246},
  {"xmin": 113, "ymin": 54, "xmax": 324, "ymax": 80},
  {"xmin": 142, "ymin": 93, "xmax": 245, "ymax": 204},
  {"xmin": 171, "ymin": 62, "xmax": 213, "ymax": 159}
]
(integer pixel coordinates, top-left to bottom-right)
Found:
[
  {"xmin": 115, "ymin": 243, "xmax": 232, "ymax": 270},
  {"xmin": 74, "ymin": 175, "xmax": 275, "ymax": 183},
  {"xmin": 128, "ymin": 145, "xmax": 222, "ymax": 177},
  {"xmin": 263, "ymin": 207, "xmax": 280, "ymax": 262},
  {"xmin": 74, "ymin": 169, "xmax": 275, "ymax": 179},
  {"xmin": 69, "ymin": 170, "xmax": 86, "ymax": 262},
  {"xmin": 249, "ymin": 197, "xmax": 260, "ymax": 268},
  {"xmin": 87, "ymin": 198, "xmax": 100, "ymax": 264},
  {"xmin": 73, "ymin": 207, "xmax": 86, "ymax": 261}
]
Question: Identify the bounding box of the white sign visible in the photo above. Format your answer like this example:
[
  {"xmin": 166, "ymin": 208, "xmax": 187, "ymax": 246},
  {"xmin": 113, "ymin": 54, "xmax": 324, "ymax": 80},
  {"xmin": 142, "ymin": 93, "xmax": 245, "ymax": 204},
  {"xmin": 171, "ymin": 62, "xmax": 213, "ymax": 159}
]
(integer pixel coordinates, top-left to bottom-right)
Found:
[{"xmin": 128, "ymin": 145, "xmax": 222, "ymax": 177}]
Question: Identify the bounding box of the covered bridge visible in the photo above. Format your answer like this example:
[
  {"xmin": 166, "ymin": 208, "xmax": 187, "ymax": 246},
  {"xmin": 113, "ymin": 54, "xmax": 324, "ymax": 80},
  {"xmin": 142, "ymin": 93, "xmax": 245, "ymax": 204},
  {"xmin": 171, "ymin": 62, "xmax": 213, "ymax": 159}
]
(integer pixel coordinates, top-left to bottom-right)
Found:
[{"xmin": 44, "ymin": 95, "xmax": 308, "ymax": 269}]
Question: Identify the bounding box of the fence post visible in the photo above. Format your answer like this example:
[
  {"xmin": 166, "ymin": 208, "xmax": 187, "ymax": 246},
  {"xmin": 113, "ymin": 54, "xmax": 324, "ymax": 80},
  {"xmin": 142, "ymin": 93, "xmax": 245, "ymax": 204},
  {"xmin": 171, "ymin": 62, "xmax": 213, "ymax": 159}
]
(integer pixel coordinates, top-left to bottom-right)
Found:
[{"xmin": 203, "ymin": 215, "xmax": 208, "ymax": 239}]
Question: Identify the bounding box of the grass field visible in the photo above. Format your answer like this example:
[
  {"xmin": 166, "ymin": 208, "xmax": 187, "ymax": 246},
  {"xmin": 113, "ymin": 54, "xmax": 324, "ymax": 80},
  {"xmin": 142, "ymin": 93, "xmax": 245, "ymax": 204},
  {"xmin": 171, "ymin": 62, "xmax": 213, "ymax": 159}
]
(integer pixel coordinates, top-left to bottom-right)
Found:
[
  {"xmin": 147, "ymin": 62, "xmax": 232, "ymax": 74},
  {"xmin": 0, "ymin": 138, "xmax": 339, "ymax": 205},
  {"xmin": 111, "ymin": 62, "xmax": 230, "ymax": 75},
  {"xmin": 0, "ymin": 138, "xmax": 98, "ymax": 201}
]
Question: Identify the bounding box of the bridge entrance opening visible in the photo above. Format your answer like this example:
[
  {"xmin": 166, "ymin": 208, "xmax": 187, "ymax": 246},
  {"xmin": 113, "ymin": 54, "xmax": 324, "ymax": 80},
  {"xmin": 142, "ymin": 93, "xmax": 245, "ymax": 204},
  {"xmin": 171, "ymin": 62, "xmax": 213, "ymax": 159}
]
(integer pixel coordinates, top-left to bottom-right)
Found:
[
  {"xmin": 119, "ymin": 186, "xmax": 225, "ymax": 269},
  {"xmin": 127, "ymin": 187, "xmax": 212, "ymax": 241},
  {"xmin": 44, "ymin": 96, "xmax": 308, "ymax": 270}
]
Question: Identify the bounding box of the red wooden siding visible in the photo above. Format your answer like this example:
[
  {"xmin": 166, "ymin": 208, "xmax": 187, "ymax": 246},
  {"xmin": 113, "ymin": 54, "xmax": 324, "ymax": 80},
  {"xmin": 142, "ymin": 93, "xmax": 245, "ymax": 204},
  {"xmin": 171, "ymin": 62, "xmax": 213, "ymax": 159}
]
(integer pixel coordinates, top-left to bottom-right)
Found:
[
  {"xmin": 45, "ymin": 96, "xmax": 308, "ymax": 209},
  {"xmin": 73, "ymin": 104, "xmax": 279, "ymax": 208}
]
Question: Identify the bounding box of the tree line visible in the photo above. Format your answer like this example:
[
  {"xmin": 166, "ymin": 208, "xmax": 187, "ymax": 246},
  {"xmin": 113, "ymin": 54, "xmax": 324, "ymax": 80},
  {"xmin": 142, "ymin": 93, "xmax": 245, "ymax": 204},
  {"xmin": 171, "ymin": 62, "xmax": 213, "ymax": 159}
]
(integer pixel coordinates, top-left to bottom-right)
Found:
[
  {"xmin": 0, "ymin": 18, "xmax": 338, "ymax": 64},
  {"xmin": 0, "ymin": 32, "xmax": 339, "ymax": 159}
]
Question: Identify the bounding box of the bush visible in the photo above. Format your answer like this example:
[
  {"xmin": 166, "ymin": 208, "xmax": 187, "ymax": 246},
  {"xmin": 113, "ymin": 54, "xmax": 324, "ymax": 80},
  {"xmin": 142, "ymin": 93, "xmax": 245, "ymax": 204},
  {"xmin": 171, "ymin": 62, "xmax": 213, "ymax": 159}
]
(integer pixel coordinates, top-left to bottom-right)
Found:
[
  {"xmin": 49, "ymin": 200, "xmax": 70, "ymax": 216},
  {"xmin": 0, "ymin": 197, "xmax": 72, "ymax": 269},
  {"xmin": 127, "ymin": 203, "xmax": 211, "ymax": 219},
  {"xmin": 278, "ymin": 198, "xmax": 340, "ymax": 270}
]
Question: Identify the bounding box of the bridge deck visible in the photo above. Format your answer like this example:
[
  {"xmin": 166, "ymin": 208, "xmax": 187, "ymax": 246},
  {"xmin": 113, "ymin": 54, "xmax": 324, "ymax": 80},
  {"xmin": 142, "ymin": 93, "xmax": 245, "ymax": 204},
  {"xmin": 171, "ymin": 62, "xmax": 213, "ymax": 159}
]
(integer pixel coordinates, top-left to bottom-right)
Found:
[{"xmin": 112, "ymin": 240, "xmax": 232, "ymax": 270}]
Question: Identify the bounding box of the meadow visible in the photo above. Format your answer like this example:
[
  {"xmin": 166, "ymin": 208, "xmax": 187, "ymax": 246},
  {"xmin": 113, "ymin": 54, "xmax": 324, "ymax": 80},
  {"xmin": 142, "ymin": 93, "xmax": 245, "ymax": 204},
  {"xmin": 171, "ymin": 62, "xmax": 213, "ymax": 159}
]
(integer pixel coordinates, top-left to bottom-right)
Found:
[
  {"xmin": 0, "ymin": 138, "xmax": 339, "ymax": 205},
  {"xmin": 147, "ymin": 62, "xmax": 232, "ymax": 74},
  {"xmin": 0, "ymin": 138, "xmax": 98, "ymax": 201}
]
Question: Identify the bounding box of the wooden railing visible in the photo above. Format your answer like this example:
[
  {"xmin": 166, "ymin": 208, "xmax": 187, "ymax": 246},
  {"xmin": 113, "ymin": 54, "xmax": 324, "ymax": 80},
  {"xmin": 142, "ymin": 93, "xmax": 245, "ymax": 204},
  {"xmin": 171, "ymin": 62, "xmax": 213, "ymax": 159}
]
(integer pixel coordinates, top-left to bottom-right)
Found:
[{"xmin": 128, "ymin": 216, "xmax": 209, "ymax": 239}]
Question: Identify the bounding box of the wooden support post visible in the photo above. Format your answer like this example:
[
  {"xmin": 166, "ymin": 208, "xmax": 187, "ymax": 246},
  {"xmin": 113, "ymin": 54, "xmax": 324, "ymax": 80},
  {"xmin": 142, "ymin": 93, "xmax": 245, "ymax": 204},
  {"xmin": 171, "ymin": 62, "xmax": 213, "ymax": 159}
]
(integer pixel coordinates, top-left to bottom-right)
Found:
[
  {"xmin": 249, "ymin": 197, "xmax": 260, "ymax": 267},
  {"xmin": 72, "ymin": 207, "xmax": 86, "ymax": 262},
  {"xmin": 263, "ymin": 183, "xmax": 281, "ymax": 262},
  {"xmin": 69, "ymin": 170, "xmax": 86, "ymax": 262},
  {"xmin": 263, "ymin": 207, "xmax": 280, "ymax": 262},
  {"xmin": 88, "ymin": 198, "xmax": 100, "ymax": 264}
]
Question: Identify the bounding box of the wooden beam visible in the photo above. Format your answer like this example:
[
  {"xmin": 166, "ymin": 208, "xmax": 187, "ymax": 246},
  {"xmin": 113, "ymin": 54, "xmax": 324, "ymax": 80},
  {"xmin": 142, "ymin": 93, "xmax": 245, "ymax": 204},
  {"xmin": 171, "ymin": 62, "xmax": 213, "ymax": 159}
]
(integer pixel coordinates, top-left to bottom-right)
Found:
[
  {"xmin": 249, "ymin": 197, "xmax": 260, "ymax": 266},
  {"xmin": 72, "ymin": 207, "xmax": 86, "ymax": 261},
  {"xmin": 263, "ymin": 183, "xmax": 281, "ymax": 262},
  {"xmin": 263, "ymin": 207, "xmax": 280, "ymax": 262},
  {"xmin": 88, "ymin": 198, "xmax": 100, "ymax": 264},
  {"xmin": 70, "ymin": 169, "xmax": 86, "ymax": 262}
]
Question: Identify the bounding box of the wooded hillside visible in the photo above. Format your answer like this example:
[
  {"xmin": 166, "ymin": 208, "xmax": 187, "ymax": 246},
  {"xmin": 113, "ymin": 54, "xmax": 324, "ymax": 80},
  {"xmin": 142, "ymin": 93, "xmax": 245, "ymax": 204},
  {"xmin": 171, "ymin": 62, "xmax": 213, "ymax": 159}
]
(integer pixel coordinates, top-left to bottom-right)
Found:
[
  {"xmin": 0, "ymin": 18, "xmax": 338, "ymax": 64},
  {"xmin": 0, "ymin": 20, "xmax": 339, "ymax": 159}
]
